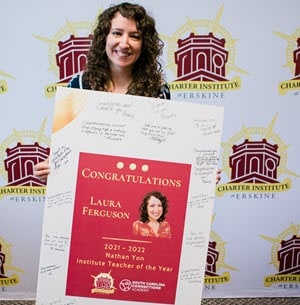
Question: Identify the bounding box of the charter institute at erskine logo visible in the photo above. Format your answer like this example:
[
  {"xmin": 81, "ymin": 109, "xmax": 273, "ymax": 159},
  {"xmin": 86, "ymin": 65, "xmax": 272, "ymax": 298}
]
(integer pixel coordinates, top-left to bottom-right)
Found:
[
  {"xmin": 0, "ymin": 236, "xmax": 23, "ymax": 287},
  {"xmin": 34, "ymin": 13, "xmax": 100, "ymax": 98},
  {"xmin": 0, "ymin": 119, "xmax": 50, "ymax": 199},
  {"xmin": 204, "ymin": 215, "xmax": 237, "ymax": 288},
  {"xmin": 216, "ymin": 113, "xmax": 299, "ymax": 198},
  {"xmin": 260, "ymin": 223, "xmax": 300, "ymax": 289},
  {"xmin": 274, "ymin": 27, "xmax": 300, "ymax": 95},
  {"xmin": 161, "ymin": 4, "xmax": 249, "ymax": 100}
]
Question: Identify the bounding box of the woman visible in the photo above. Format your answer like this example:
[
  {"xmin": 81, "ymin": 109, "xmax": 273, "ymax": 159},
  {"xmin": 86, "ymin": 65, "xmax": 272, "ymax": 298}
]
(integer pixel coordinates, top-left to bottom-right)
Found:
[
  {"xmin": 68, "ymin": 2, "xmax": 170, "ymax": 97},
  {"xmin": 133, "ymin": 190, "xmax": 171, "ymax": 238},
  {"xmin": 34, "ymin": 2, "xmax": 170, "ymax": 182},
  {"xmin": 34, "ymin": 2, "xmax": 222, "ymax": 184}
]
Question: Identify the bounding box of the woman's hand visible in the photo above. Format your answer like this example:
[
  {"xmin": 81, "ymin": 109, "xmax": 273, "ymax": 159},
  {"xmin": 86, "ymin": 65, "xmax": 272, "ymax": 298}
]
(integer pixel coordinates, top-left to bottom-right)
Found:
[
  {"xmin": 33, "ymin": 157, "xmax": 50, "ymax": 183},
  {"xmin": 216, "ymin": 169, "xmax": 221, "ymax": 185}
]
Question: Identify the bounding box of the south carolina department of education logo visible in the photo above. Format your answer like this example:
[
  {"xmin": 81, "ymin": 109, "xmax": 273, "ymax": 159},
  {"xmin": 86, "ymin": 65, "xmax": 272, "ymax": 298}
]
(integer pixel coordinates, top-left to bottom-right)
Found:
[
  {"xmin": 260, "ymin": 223, "xmax": 300, "ymax": 288},
  {"xmin": 161, "ymin": 4, "xmax": 248, "ymax": 100},
  {"xmin": 34, "ymin": 11, "xmax": 102, "ymax": 98},
  {"xmin": 216, "ymin": 113, "xmax": 299, "ymax": 198},
  {"xmin": 91, "ymin": 270, "xmax": 116, "ymax": 295},
  {"xmin": 0, "ymin": 119, "xmax": 50, "ymax": 200},
  {"xmin": 0, "ymin": 236, "xmax": 23, "ymax": 287},
  {"xmin": 274, "ymin": 27, "xmax": 300, "ymax": 95}
]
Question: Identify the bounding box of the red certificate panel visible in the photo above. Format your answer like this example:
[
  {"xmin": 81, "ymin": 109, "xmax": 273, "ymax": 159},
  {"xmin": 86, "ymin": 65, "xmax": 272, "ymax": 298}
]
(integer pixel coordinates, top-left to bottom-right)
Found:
[{"xmin": 66, "ymin": 152, "xmax": 191, "ymax": 304}]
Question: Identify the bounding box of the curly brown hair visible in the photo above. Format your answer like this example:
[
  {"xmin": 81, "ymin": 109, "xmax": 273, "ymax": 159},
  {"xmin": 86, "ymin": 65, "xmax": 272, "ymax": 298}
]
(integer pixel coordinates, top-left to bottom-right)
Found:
[
  {"xmin": 139, "ymin": 190, "xmax": 169, "ymax": 223},
  {"xmin": 83, "ymin": 2, "xmax": 166, "ymax": 97}
]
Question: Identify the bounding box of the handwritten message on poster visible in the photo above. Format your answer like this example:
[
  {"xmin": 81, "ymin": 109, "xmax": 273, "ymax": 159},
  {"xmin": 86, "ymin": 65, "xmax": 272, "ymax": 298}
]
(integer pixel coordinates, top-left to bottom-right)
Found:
[{"xmin": 36, "ymin": 87, "xmax": 224, "ymax": 305}]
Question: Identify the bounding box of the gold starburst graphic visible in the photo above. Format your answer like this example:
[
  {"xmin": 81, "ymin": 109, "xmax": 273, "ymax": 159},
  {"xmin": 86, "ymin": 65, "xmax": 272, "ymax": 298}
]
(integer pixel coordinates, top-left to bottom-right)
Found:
[
  {"xmin": 161, "ymin": 5, "xmax": 248, "ymax": 78},
  {"xmin": 274, "ymin": 27, "xmax": 300, "ymax": 95},
  {"xmin": 205, "ymin": 214, "xmax": 237, "ymax": 285},
  {"xmin": 221, "ymin": 113, "xmax": 298, "ymax": 179},
  {"xmin": 0, "ymin": 118, "xmax": 50, "ymax": 182},
  {"xmin": 0, "ymin": 70, "xmax": 15, "ymax": 94},
  {"xmin": 260, "ymin": 223, "xmax": 300, "ymax": 287},
  {"xmin": 33, "ymin": 10, "xmax": 102, "ymax": 98},
  {"xmin": 0, "ymin": 236, "xmax": 24, "ymax": 286},
  {"xmin": 33, "ymin": 17, "xmax": 99, "ymax": 77},
  {"xmin": 261, "ymin": 223, "xmax": 300, "ymax": 269},
  {"xmin": 216, "ymin": 113, "xmax": 299, "ymax": 197},
  {"xmin": 273, "ymin": 27, "xmax": 300, "ymax": 74},
  {"xmin": 210, "ymin": 230, "xmax": 237, "ymax": 273}
]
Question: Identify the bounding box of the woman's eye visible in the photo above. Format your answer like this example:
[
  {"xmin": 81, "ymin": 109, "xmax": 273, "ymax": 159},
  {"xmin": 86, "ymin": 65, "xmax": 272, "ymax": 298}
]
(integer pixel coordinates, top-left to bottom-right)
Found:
[{"xmin": 131, "ymin": 34, "xmax": 141, "ymax": 40}]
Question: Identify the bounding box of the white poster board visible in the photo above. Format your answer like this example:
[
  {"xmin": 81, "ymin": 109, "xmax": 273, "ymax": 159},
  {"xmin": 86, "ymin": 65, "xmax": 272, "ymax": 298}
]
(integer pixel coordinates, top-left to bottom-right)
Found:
[{"xmin": 36, "ymin": 87, "xmax": 224, "ymax": 305}]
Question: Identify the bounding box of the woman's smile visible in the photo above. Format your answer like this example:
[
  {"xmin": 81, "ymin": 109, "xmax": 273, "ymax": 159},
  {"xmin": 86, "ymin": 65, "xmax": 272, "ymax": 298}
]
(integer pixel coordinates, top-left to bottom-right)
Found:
[{"xmin": 147, "ymin": 196, "xmax": 163, "ymax": 222}]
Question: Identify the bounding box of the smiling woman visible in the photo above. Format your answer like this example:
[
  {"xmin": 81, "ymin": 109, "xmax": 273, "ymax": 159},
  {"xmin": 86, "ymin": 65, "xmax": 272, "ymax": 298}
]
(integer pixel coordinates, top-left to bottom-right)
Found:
[
  {"xmin": 132, "ymin": 190, "xmax": 171, "ymax": 238},
  {"xmin": 68, "ymin": 2, "xmax": 171, "ymax": 99},
  {"xmin": 33, "ymin": 2, "xmax": 171, "ymax": 183},
  {"xmin": 105, "ymin": 12, "xmax": 142, "ymax": 93},
  {"xmin": 33, "ymin": 2, "xmax": 222, "ymax": 184}
]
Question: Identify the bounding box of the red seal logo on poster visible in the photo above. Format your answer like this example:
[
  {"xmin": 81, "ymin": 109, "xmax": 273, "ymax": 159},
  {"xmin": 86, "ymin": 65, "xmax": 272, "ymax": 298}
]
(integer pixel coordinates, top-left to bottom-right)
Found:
[{"xmin": 91, "ymin": 270, "xmax": 116, "ymax": 295}]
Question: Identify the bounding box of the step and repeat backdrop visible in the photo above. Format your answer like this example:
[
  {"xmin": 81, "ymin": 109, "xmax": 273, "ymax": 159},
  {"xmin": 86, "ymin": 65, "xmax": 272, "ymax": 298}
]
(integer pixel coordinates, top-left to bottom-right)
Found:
[{"xmin": 1, "ymin": 0, "xmax": 299, "ymax": 300}]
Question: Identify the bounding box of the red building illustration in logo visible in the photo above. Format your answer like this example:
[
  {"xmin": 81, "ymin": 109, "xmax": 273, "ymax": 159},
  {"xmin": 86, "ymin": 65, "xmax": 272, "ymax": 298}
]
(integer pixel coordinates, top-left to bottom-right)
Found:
[
  {"xmin": 229, "ymin": 139, "xmax": 280, "ymax": 183},
  {"xmin": 293, "ymin": 37, "xmax": 300, "ymax": 80},
  {"xmin": 0, "ymin": 243, "xmax": 5, "ymax": 278},
  {"xmin": 205, "ymin": 241, "xmax": 219, "ymax": 276},
  {"xmin": 4, "ymin": 142, "xmax": 50, "ymax": 186},
  {"xmin": 174, "ymin": 32, "xmax": 228, "ymax": 81},
  {"xmin": 277, "ymin": 235, "xmax": 300, "ymax": 274},
  {"xmin": 56, "ymin": 35, "xmax": 93, "ymax": 83}
]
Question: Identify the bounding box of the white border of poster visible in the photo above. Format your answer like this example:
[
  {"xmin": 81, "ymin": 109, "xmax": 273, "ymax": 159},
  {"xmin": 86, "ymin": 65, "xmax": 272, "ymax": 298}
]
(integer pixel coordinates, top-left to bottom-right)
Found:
[{"xmin": 36, "ymin": 87, "xmax": 224, "ymax": 305}]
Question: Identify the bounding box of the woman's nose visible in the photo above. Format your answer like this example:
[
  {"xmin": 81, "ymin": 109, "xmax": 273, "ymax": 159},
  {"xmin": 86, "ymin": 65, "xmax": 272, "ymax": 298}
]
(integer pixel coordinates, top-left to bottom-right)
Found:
[{"xmin": 119, "ymin": 35, "xmax": 129, "ymax": 47}]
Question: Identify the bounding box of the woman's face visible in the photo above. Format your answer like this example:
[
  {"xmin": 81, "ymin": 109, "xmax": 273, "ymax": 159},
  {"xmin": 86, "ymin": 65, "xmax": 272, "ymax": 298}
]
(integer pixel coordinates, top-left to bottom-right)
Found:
[
  {"xmin": 106, "ymin": 12, "xmax": 142, "ymax": 71},
  {"xmin": 147, "ymin": 196, "xmax": 163, "ymax": 222}
]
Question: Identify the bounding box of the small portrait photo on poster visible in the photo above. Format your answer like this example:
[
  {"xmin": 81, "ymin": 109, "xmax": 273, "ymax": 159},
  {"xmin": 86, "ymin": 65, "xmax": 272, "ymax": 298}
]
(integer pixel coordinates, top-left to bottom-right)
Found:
[{"xmin": 132, "ymin": 190, "xmax": 171, "ymax": 238}]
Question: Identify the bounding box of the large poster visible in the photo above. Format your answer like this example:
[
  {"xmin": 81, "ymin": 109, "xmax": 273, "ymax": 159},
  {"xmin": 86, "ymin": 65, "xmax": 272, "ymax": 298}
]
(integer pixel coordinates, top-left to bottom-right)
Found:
[
  {"xmin": 35, "ymin": 87, "xmax": 224, "ymax": 305},
  {"xmin": 67, "ymin": 153, "xmax": 191, "ymax": 304},
  {"xmin": 2, "ymin": 0, "xmax": 300, "ymax": 300}
]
